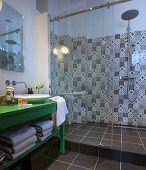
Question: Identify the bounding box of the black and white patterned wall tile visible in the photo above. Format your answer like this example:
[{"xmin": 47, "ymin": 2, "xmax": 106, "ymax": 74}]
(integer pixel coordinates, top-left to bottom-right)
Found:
[{"xmin": 50, "ymin": 30, "xmax": 146, "ymax": 126}]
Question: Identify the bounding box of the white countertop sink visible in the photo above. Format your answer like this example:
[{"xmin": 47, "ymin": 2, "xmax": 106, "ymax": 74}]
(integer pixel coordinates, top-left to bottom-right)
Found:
[{"xmin": 14, "ymin": 94, "xmax": 51, "ymax": 104}]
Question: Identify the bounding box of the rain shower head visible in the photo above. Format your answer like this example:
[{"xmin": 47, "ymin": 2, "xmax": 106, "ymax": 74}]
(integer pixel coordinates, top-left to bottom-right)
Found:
[{"xmin": 121, "ymin": 9, "xmax": 139, "ymax": 21}]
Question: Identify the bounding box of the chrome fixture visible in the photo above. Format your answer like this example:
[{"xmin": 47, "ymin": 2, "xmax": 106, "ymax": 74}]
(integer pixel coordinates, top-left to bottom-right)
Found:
[
  {"xmin": 5, "ymin": 80, "xmax": 10, "ymax": 86},
  {"xmin": 12, "ymin": 80, "xmax": 27, "ymax": 88},
  {"xmin": 121, "ymin": 9, "xmax": 139, "ymax": 102},
  {"xmin": 50, "ymin": 0, "xmax": 132, "ymax": 22},
  {"xmin": 5, "ymin": 40, "xmax": 21, "ymax": 46},
  {"xmin": 121, "ymin": 9, "xmax": 139, "ymax": 21},
  {"xmin": 0, "ymin": 28, "xmax": 21, "ymax": 37}
]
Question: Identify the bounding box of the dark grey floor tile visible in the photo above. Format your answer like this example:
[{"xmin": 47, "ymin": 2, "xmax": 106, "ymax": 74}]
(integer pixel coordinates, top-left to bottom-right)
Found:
[
  {"xmin": 77, "ymin": 125, "xmax": 92, "ymax": 131},
  {"xmin": 86, "ymin": 131, "xmax": 104, "ymax": 139},
  {"xmin": 65, "ymin": 128, "xmax": 74, "ymax": 135},
  {"xmin": 91, "ymin": 127, "xmax": 107, "ymax": 133},
  {"xmin": 103, "ymin": 134, "xmax": 121, "ymax": 142},
  {"xmin": 66, "ymin": 141, "xmax": 79, "ymax": 152},
  {"xmin": 47, "ymin": 161, "xmax": 70, "ymax": 170},
  {"xmin": 139, "ymin": 132, "xmax": 146, "ymax": 138},
  {"xmin": 101, "ymin": 140, "xmax": 121, "ymax": 150},
  {"xmin": 73, "ymin": 153, "xmax": 97, "ymax": 169},
  {"xmin": 69, "ymin": 165, "xmax": 88, "ymax": 170},
  {"xmin": 81, "ymin": 137, "xmax": 101, "ymax": 146},
  {"xmin": 121, "ymin": 162, "xmax": 146, "ymax": 170},
  {"xmin": 122, "ymin": 127, "xmax": 137, "ymax": 132},
  {"xmin": 95, "ymin": 158, "xmax": 120, "ymax": 170},
  {"xmin": 70, "ymin": 129, "xmax": 89, "ymax": 136},
  {"xmin": 57, "ymin": 151, "xmax": 78, "ymax": 163},
  {"xmin": 95, "ymin": 123, "xmax": 108, "ymax": 128},
  {"xmin": 68, "ymin": 123, "xmax": 81, "ymax": 129},
  {"xmin": 106, "ymin": 127, "xmax": 121, "ymax": 134},
  {"xmin": 141, "ymin": 138, "xmax": 146, "ymax": 145},
  {"xmin": 122, "ymin": 136, "xmax": 141, "ymax": 144},
  {"xmin": 122, "ymin": 143, "xmax": 145, "ymax": 154},
  {"xmin": 65, "ymin": 134, "xmax": 83, "ymax": 143},
  {"xmin": 84, "ymin": 122, "xmax": 96, "ymax": 127},
  {"xmin": 138, "ymin": 128, "xmax": 146, "ymax": 133},
  {"xmin": 122, "ymin": 130, "xmax": 138, "ymax": 137}
]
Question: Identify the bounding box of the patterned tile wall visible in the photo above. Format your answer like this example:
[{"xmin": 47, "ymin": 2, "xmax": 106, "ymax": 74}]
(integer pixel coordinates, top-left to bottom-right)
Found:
[{"xmin": 50, "ymin": 30, "xmax": 146, "ymax": 126}]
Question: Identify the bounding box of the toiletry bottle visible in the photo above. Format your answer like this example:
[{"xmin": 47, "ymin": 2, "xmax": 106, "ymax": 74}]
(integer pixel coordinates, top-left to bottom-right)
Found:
[
  {"xmin": 6, "ymin": 91, "xmax": 11, "ymax": 105},
  {"xmin": 28, "ymin": 88, "xmax": 31, "ymax": 94},
  {"xmin": 30, "ymin": 88, "xmax": 34, "ymax": 94}
]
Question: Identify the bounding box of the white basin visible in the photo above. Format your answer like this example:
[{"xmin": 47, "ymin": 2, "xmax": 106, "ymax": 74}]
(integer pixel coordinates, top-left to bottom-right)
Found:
[{"xmin": 14, "ymin": 94, "xmax": 51, "ymax": 104}]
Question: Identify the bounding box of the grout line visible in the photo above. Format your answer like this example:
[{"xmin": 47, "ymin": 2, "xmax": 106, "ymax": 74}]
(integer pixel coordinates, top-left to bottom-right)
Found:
[
  {"xmin": 56, "ymin": 160, "xmax": 93, "ymax": 170},
  {"xmin": 93, "ymin": 157, "xmax": 99, "ymax": 170},
  {"xmin": 67, "ymin": 153, "xmax": 79, "ymax": 170},
  {"xmin": 120, "ymin": 126, "xmax": 122, "ymax": 169},
  {"xmin": 65, "ymin": 124, "xmax": 82, "ymax": 137},
  {"xmin": 120, "ymin": 161, "xmax": 122, "ymax": 170},
  {"xmin": 136, "ymin": 127, "xmax": 146, "ymax": 153},
  {"xmin": 71, "ymin": 164, "xmax": 93, "ymax": 170},
  {"xmin": 56, "ymin": 160, "xmax": 71, "ymax": 165},
  {"xmin": 79, "ymin": 123, "xmax": 97, "ymax": 143},
  {"xmin": 99, "ymin": 125, "xmax": 109, "ymax": 145},
  {"xmin": 67, "ymin": 131, "xmax": 142, "ymax": 140}
]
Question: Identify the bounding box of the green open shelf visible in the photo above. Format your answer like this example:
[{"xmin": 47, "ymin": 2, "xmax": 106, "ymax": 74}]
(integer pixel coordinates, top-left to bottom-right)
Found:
[{"xmin": 0, "ymin": 128, "xmax": 59, "ymax": 170}]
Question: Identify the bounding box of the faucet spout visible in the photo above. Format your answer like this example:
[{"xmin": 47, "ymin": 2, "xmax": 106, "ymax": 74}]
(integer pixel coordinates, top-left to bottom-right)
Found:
[{"xmin": 12, "ymin": 80, "xmax": 27, "ymax": 88}]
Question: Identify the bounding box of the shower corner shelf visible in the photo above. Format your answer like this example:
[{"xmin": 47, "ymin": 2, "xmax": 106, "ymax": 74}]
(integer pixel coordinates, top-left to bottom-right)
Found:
[{"xmin": 120, "ymin": 76, "xmax": 136, "ymax": 80}]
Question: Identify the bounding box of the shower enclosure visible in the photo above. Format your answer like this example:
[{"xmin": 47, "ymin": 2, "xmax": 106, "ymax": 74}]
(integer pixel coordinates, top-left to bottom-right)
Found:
[{"xmin": 50, "ymin": 0, "xmax": 146, "ymax": 152}]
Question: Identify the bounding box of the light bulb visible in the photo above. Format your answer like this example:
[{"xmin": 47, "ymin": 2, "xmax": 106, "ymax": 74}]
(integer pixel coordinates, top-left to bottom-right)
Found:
[
  {"xmin": 53, "ymin": 48, "xmax": 58, "ymax": 55},
  {"xmin": 61, "ymin": 46, "xmax": 69, "ymax": 54},
  {"xmin": 0, "ymin": 0, "xmax": 2, "ymax": 11}
]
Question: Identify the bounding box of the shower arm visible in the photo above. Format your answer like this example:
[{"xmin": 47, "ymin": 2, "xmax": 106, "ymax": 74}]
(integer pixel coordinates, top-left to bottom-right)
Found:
[
  {"xmin": 50, "ymin": 0, "xmax": 132, "ymax": 22},
  {"xmin": 127, "ymin": 20, "xmax": 131, "ymax": 46},
  {"xmin": 0, "ymin": 29, "xmax": 21, "ymax": 38}
]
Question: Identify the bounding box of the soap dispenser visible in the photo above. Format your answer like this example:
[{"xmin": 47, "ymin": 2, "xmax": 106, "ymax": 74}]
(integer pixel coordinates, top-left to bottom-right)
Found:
[
  {"xmin": 6, "ymin": 87, "xmax": 15, "ymax": 105},
  {"xmin": 28, "ymin": 88, "xmax": 34, "ymax": 94}
]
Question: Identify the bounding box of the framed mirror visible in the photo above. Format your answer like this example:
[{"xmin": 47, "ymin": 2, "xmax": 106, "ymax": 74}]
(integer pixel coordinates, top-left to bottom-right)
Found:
[{"xmin": 0, "ymin": 2, "xmax": 24, "ymax": 72}]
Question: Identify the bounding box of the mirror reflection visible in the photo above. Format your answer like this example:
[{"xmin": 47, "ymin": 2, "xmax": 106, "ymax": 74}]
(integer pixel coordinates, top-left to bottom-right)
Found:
[{"xmin": 0, "ymin": 2, "xmax": 24, "ymax": 72}]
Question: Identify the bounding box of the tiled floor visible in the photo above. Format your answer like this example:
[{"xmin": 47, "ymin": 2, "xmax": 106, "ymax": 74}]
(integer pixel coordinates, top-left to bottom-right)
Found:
[
  {"xmin": 47, "ymin": 151, "xmax": 146, "ymax": 170},
  {"xmin": 65, "ymin": 122, "xmax": 146, "ymax": 154}
]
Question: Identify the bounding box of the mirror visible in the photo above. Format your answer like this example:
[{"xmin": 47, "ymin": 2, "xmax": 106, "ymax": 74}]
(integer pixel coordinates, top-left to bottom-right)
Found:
[{"xmin": 0, "ymin": 2, "xmax": 24, "ymax": 72}]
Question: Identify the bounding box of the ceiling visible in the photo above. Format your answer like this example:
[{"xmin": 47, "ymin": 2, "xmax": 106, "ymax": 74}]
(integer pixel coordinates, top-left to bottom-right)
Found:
[{"xmin": 48, "ymin": 0, "xmax": 108, "ymax": 16}]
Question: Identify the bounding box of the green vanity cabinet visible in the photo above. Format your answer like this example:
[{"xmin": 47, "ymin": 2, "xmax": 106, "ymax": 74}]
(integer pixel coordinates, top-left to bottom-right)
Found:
[{"xmin": 0, "ymin": 100, "xmax": 65, "ymax": 170}]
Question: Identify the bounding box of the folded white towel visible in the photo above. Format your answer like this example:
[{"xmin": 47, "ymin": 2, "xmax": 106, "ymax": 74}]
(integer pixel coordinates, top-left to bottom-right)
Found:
[
  {"xmin": 32, "ymin": 120, "xmax": 54, "ymax": 133},
  {"xmin": 0, "ymin": 135, "xmax": 37, "ymax": 154},
  {"xmin": 37, "ymin": 128, "xmax": 53, "ymax": 137},
  {"xmin": 38, "ymin": 132, "xmax": 52, "ymax": 141},
  {"xmin": 0, "ymin": 126, "xmax": 36, "ymax": 146},
  {"xmin": 51, "ymin": 96, "xmax": 68, "ymax": 127},
  {"xmin": 6, "ymin": 143, "xmax": 35, "ymax": 160}
]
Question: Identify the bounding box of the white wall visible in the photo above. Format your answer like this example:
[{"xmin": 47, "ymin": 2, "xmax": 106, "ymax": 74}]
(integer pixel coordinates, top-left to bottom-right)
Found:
[
  {"xmin": 51, "ymin": 0, "xmax": 146, "ymax": 38},
  {"xmin": 0, "ymin": 0, "xmax": 40, "ymax": 94},
  {"xmin": 33, "ymin": 13, "xmax": 50, "ymax": 94}
]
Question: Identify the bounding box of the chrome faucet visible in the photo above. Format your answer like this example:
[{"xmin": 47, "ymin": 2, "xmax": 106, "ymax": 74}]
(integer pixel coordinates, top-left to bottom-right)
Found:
[{"xmin": 12, "ymin": 80, "xmax": 27, "ymax": 88}]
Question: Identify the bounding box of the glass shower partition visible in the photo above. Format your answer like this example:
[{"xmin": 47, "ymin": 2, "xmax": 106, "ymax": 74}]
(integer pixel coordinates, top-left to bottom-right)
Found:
[
  {"xmin": 50, "ymin": 12, "xmax": 88, "ymax": 125},
  {"xmin": 50, "ymin": 4, "xmax": 115, "ymax": 148}
]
